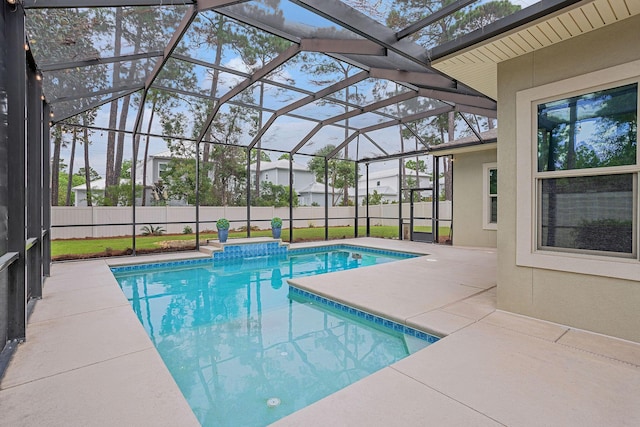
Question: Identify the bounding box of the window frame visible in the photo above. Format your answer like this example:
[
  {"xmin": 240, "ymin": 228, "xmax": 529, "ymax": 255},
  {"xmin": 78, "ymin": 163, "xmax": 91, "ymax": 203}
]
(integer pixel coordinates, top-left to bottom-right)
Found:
[
  {"xmin": 483, "ymin": 162, "xmax": 498, "ymax": 230},
  {"xmin": 157, "ymin": 161, "xmax": 168, "ymax": 181},
  {"xmin": 536, "ymin": 172, "xmax": 637, "ymax": 258},
  {"xmin": 516, "ymin": 60, "xmax": 640, "ymax": 281}
]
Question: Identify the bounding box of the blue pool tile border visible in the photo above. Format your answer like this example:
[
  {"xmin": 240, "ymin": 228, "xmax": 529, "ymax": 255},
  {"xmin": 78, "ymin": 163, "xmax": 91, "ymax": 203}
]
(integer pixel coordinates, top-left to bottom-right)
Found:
[
  {"xmin": 110, "ymin": 257, "xmax": 213, "ymax": 273},
  {"xmin": 289, "ymin": 244, "xmax": 418, "ymax": 259},
  {"xmin": 289, "ymin": 286, "xmax": 439, "ymax": 344},
  {"xmin": 110, "ymin": 243, "xmax": 418, "ymax": 274},
  {"xmin": 212, "ymin": 241, "xmax": 287, "ymax": 261}
]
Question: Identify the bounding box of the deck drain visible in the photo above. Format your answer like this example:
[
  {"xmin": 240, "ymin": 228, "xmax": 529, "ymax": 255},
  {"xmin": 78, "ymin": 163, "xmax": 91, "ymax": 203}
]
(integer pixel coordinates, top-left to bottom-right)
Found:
[{"xmin": 267, "ymin": 397, "xmax": 281, "ymax": 408}]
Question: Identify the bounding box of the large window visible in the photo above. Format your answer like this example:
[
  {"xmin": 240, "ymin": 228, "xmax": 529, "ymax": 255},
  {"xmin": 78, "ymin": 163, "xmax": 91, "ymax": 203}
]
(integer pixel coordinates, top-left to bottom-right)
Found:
[
  {"xmin": 536, "ymin": 84, "xmax": 637, "ymax": 256},
  {"xmin": 516, "ymin": 61, "xmax": 640, "ymax": 280}
]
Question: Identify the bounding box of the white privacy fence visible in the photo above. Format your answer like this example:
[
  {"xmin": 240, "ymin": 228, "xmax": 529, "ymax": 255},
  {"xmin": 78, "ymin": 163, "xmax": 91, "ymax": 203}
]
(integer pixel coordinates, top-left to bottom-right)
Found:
[
  {"xmin": 51, "ymin": 202, "xmax": 452, "ymax": 239},
  {"xmin": 364, "ymin": 201, "xmax": 452, "ymax": 227}
]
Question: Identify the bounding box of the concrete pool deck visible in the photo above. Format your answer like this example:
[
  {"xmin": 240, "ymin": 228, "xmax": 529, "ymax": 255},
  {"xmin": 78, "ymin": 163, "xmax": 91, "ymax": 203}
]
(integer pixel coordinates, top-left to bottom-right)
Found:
[{"xmin": 1, "ymin": 238, "xmax": 639, "ymax": 426}]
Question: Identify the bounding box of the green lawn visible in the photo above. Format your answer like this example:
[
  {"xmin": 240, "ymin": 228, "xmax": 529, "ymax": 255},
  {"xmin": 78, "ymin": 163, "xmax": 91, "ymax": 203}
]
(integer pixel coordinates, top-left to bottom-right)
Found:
[{"xmin": 52, "ymin": 225, "xmax": 451, "ymax": 258}]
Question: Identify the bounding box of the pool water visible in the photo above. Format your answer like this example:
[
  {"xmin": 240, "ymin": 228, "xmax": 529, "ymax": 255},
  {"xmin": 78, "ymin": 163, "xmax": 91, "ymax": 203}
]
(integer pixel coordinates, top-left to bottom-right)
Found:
[{"xmin": 112, "ymin": 245, "xmax": 436, "ymax": 426}]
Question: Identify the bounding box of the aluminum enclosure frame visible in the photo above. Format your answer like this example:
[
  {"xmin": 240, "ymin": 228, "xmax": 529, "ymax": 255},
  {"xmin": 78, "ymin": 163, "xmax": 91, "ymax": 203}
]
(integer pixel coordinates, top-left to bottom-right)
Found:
[
  {"xmin": 1, "ymin": 0, "xmax": 51, "ymax": 379},
  {"xmin": 12, "ymin": 0, "xmax": 571, "ymax": 257}
]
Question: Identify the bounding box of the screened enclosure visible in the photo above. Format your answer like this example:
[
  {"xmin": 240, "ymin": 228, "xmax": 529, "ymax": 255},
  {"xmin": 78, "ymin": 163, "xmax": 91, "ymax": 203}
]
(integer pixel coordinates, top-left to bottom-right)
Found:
[
  {"xmin": 3, "ymin": 0, "xmax": 580, "ymax": 373},
  {"xmin": 27, "ymin": 0, "xmax": 506, "ymax": 254}
]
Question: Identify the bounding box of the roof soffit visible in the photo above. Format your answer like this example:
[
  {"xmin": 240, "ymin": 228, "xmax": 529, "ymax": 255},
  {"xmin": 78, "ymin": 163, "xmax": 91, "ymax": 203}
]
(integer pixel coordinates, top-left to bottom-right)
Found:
[{"xmin": 431, "ymin": 0, "xmax": 640, "ymax": 99}]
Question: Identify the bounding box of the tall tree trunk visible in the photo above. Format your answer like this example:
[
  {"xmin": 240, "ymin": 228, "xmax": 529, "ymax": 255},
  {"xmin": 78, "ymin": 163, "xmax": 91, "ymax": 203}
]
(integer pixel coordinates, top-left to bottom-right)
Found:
[
  {"xmin": 473, "ymin": 114, "xmax": 482, "ymax": 134},
  {"xmin": 415, "ymin": 156, "xmax": 419, "ymax": 195},
  {"xmin": 203, "ymin": 17, "xmax": 225, "ymax": 204},
  {"xmin": 66, "ymin": 128, "xmax": 77, "ymax": 206},
  {"xmin": 51, "ymin": 128, "xmax": 62, "ymax": 206},
  {"xmin": 396, "ymin": 91, "xmax": 407, "ymax": 201},
  {"xmin": 443, "ymin": 112, "xmax": 455, "ymax": 201},
  {"xmin": 114, "ymin": 16, "xmax": 145, "ymax": 189},
  {"xmin": 114, "ymin": 94, "xmax": 130, "ymax": 183},
  {"xmin": 343, "ymin": 85, "xmax": 349, "ymax": 206},
  {"xmin": 105, "ymin": 7, "xmax": 123, "ymax": 202},
  {"xmin": 255, "ymin": 82, "xmax": 264, "ymax": 198},
  {"xmin": 82, "ymin": 119, "xmax": 93, "ymax": 207},
  {"xmin": 142, "ymin": 98, "xmax": 157, "ymax": 206},
  {"xmin": 342, "ymin": 150, "xmax": 349, "ymax": 205},
  {"xmin": 447, "ymin": 111, "xmax": 455, "ymax": 142},
  {"xmin": 400, "ymin": 131, "xmax": 407, "ymax": 201}
]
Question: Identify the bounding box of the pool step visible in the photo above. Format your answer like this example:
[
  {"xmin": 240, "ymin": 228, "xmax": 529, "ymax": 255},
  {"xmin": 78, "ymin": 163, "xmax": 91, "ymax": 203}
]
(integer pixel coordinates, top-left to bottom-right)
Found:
[
  {"xmin": 198, "ymin": 246, "xmax": 216, "ymax": 256},
  {"xmin": 199, "ymin": 237, "xmax": 289, "ymax": 259}
]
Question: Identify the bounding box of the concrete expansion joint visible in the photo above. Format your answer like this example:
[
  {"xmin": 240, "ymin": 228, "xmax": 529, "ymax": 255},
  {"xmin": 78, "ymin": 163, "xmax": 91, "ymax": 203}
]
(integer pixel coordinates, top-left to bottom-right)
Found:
[
  {"xmin": 41, "ymin": 281, "xmax": 118, "ymax": 294},
  {"xmin": 480, "ymin": 322, "xmax": 640, "ymax": 368},
  {"xmin": 482, "ymin": 321, "xmax": 564, "ymax": 344},
  {"xmin": 28, "ymin": 303, "xmax": 130, "ymax": 325},
  {"xmin": 0, "ymin": 347, "xmax": 154, "ymax": 391},
  {"xmin": 554, "ymin": 329, "xmax": 570, "ymax": 343},
  {"xmin": 390, "ymin": 367, "xmax": 508, "ymax": 426},
  {"xmin": 555, "ymin": 339, "xmax": 640, "ymax": 369},
  {"xmin": 458, "ymin": 285, "xmax": 497, "ymax": 301}
]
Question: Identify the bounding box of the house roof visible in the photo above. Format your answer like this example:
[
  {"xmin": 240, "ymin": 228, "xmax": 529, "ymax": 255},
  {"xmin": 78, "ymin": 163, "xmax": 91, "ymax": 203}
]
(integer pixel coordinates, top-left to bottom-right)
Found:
[
  {"xmin": 72, "ymin": 178, "xmax": 108, "ymax": 191},
  {"xmin": 363, "ymin": 168, "xmax": 431, "ymax": 181},
  {"xmin": 250, "ymin": 159, "xmax": 309, "ymax": 173},
  {"xmin": 429, "ymin": 128, "xmax": 497, "ymax": 156},
  {"xmin": 349, "ymin": 185, "xmax": 397, "ymax": 197},
  {"xmin": 298, "ymin": 182, "xmax": 339, "ymax": 194},
  {"xmin": 149, "ymin": 149, "xmax": 190, "ymax": 160},
  {"xmin": 72, "ymin": 178, "xmax": 142, "ymax": 191}
]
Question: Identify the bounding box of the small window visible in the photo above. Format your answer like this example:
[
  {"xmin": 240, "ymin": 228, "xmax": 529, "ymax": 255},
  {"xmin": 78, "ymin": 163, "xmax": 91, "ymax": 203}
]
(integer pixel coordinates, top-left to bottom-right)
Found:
[
  {"xmin": 158, "ymin": 162, "xmax": 168, "ymax": 179},
  {"xmin": 483, "ymin": 163, "xmax": 497, "ymax": 230},
  {"xmin": 376, "ymin": 181, "xmax": 380, "ymax": 186}
]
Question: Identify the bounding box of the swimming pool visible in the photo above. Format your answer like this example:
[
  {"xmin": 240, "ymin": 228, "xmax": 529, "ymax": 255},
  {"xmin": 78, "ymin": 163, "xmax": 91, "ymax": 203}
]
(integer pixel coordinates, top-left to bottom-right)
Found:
[{"xmin": 111, "ymin": 244, "xmax": 438, "ymax": 426}]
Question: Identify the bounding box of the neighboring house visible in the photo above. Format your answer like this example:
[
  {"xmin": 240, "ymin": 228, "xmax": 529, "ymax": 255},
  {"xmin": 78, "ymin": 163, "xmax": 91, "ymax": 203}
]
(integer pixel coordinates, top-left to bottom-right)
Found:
[
  {"xmin": 249, "ymin": 159, "xmax": 315, "ymax": 193},
  {"xmin": 432, "ymin": 6, "xmax": 640, "ymax": 343},
  {"xmin": 138, "ymin": 155, "xmax": 321, "ymax": 205},
  {"xmin": 72, "ymin": 178, "xmax": 108, "ymax": 207},
  {"xmin": 430, "ymin": 128, "xmax": 497, "ymax": 248},
  {"xmin": 298, "ymin": 182, "xmax": 342, "ymax": 207},
  {"xmin": 355, "ymin": 168, "xmax": 434, "ymax": 204},
  {"xmin": 135, "ymin": 150, "xmax": 174, "ymax": 186},
  {"xmin": 71, "ymin": 178, "xmax": 151, "ymax": 207},
  {"xmin": 349, "ymin": 184, "xmax": 396, "ymax": 205}
]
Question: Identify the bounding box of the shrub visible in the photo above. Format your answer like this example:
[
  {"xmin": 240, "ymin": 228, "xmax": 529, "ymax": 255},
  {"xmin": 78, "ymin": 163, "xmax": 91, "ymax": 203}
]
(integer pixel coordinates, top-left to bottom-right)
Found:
[
  {"xmin": 183, "ymin": 225, "xmax": 193, "ymax": 234},
  {"xmin": 271, "ymin": 217, "xmax": 283, "ymax": 228},
  {"xmin": 140, "ymin": 224, "xmax": 165, "ymax": 236},
  {"xmin": 216, "ymin": 218, "xmax": 230, "ymax": 230}
]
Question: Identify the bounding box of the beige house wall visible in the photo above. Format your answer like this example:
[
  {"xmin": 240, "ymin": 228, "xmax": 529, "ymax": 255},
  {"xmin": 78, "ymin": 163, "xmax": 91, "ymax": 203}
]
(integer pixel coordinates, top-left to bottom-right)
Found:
[
  {"xmin": 452, "ymin": 149, "xmax": 497, "ymax": 248},
  {"xmin": 497, "ymin": 15, "xmax": 640, "ymax": 343}
]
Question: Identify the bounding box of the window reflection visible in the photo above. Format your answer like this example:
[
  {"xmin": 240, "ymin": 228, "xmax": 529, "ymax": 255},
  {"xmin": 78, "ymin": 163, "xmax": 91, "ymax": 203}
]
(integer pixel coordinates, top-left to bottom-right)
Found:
[{"xmin": 537, "ymin": 83, "xmax": 637, "ymax": 172}]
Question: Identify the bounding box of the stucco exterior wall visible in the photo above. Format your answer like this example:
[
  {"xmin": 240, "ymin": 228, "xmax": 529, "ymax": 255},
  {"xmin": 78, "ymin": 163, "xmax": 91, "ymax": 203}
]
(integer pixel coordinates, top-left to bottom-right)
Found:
[
  {"xmin": 452, "ymin": 149, "xmax": 497, "ymax": 248},
  {"xmin": 497, "ymin": 15, "xmax": 640, "ymax": 342}
]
